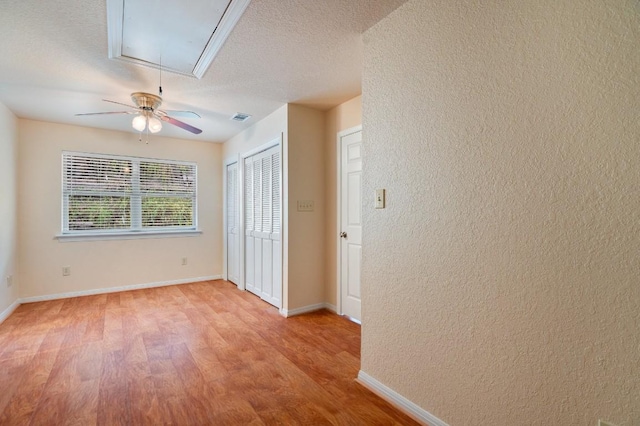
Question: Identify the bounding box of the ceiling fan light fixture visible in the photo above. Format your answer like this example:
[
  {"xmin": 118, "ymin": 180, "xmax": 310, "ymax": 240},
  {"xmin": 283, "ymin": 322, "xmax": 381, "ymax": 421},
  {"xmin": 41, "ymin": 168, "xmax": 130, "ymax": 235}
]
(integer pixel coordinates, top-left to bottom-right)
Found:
[
  {"xmin": 78, "ymin": 91, "xmax": 202, "ymax": 135},
  {"xmin": 148, "ymin": 116, "xmax": 163, "ymax": 133},
  {"xmin": 132, "ymin": 114, "xmax": 147, "ymax": 132}
]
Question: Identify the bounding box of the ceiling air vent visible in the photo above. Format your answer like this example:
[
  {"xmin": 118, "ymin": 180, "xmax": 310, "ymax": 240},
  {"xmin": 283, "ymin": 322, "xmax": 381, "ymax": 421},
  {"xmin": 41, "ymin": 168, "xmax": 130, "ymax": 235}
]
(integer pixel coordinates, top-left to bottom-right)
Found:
[{"xmin": 230, "ymin": 112, "xmax": 252, "ymax": 122}]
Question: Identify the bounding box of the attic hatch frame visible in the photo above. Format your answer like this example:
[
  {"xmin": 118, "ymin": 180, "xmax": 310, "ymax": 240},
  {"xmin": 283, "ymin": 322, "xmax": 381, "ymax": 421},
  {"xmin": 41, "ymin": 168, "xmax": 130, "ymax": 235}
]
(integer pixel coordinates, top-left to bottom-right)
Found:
[{"xmin": 106, "ymin": 0, "xmax": 251, "ymax": 79}]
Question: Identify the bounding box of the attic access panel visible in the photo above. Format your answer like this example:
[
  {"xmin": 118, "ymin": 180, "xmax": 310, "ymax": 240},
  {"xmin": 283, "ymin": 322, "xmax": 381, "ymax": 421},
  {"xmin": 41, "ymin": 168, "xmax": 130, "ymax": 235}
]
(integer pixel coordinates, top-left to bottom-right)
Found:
[{"xmin": 107, "ymin": 0, "xmax": 251, "ymax": 79}]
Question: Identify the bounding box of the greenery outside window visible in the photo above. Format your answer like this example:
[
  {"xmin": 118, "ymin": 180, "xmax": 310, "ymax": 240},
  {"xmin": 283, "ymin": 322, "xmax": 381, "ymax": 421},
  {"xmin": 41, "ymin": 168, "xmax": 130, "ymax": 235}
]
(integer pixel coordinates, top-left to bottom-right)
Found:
[{"xmin": 62, "ymin": 152, "xmax": 197, "ymax": 235}]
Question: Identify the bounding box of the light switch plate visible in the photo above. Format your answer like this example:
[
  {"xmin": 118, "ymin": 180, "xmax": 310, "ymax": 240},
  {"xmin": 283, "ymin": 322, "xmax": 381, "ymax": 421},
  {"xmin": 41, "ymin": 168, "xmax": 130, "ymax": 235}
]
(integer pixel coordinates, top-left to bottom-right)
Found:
[
  {"xmin": 375, "ymin": 189, "xmax": 385, "ymax": 209},
  {"xmin": 297, "ymin": 200, "xmax": 314, "ymax": 212}
]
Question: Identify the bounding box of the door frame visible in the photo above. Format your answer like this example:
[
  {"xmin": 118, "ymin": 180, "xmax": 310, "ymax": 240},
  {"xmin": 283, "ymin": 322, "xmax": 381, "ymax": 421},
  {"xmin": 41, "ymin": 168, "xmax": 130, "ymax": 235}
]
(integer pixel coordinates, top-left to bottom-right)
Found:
[
  {"xmin": 223, "ymin": 156, "xmax": 239, "ymax": 284},
  {"xmin": 239, "ymin": 135, "xmax": 283, "ymax": 297},
  {"xmin": 336, "ymin": 125, "xmax": 362, "ymax": 320}
]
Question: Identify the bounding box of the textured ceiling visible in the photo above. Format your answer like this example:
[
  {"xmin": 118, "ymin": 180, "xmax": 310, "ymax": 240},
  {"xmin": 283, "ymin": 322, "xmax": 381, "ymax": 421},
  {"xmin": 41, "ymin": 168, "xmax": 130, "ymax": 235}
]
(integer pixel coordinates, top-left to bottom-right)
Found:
[{"xmin": 0, "ymin": 0, "xmax": 407, "ymax": 142}]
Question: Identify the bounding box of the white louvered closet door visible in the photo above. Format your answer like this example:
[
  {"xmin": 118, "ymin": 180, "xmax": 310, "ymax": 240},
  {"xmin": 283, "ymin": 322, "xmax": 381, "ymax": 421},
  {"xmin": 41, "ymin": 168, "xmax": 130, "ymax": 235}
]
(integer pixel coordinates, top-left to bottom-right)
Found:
[
  {"xmin": 226, "ymin": 162, "xmax": 239, "ymax": 284},
  {"xmin": 244, "ymin": 145, "xmax": 281, "ymax": 308}
]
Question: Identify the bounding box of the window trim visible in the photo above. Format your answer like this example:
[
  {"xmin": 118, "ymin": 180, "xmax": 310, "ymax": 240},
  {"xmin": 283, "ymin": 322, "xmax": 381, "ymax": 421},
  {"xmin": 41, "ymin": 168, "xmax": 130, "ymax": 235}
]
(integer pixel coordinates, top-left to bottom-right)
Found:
[
  {"xmin": 55, "ymin": 228, "xmax": 202, "ymax": 242},
  {"xmin": 61, "ymin": 151, "xmax": 199, "ymax": 239}
]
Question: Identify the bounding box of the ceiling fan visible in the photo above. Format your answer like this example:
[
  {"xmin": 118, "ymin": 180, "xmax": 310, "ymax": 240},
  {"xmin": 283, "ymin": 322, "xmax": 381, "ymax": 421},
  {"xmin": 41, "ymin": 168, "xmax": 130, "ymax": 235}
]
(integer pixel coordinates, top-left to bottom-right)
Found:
[{"xmin": 76, "ymin": 91, "xmax": 202, "ymax": 135}]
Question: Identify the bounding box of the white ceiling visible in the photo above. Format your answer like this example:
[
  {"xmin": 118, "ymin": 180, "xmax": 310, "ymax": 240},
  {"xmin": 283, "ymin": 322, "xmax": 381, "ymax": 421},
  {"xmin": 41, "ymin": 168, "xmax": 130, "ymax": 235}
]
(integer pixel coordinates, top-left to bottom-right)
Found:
[{"xmin": 0, "ymin": 0, "xmax": 407, "ymax": 142}]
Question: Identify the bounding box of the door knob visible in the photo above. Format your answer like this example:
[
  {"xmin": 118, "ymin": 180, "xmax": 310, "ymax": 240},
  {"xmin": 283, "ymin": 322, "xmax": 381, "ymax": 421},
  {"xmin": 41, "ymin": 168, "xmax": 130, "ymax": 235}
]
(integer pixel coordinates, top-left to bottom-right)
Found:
[{"xmin": 340, "ymin": 232, "xmax": 347, "ymax": 238}]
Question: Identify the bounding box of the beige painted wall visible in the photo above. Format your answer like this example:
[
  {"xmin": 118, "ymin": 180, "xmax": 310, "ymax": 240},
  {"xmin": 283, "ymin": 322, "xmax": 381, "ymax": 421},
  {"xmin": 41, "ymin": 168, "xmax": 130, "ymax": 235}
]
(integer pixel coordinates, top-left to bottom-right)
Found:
[
  {"xmin": 222, "ymin": 105, "xmax": 287, "ymax": 162},
  {"xmin": 222, "ymin": 104, "xmax": 327, "ymax": 311},
  {"xmin": 0, "ymin": 102, "xmax": 19, "ymax": 315},
  {"xmin": 362, "ymin": 1, "xmax": 640, "ymax": 425},
  {"xmin": 18, "ymin": 120, "xmax": 222, "ymax": 299},
  {"xmin": 222, "ymin": 105, "xmax": 289, "ymax": 307},
  {"xmin": 323, "ymin": 96, "xmax": 362, "ymax": 307},
  {"xmin": 287, "ymin": 104, "xmax": 326, "ymax": 309}
]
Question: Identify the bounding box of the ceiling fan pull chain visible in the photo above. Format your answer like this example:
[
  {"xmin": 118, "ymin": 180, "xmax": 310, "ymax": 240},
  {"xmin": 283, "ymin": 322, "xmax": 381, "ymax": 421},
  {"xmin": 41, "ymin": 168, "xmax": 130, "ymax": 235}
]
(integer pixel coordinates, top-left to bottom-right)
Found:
[
  {"xmin": 159, "ymin": 55, "xmax": 163, "ymax": 97},
  {"xmin": 76, "ymin": 60, "xmax": 203, "ymax": 135}
]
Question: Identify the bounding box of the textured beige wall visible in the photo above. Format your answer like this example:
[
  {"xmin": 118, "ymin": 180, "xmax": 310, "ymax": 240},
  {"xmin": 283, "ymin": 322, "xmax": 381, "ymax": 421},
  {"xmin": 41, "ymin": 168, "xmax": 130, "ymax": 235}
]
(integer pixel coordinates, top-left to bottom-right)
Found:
[
  {"xmin": 287, "ymin": 104, "xmax": 326, "ymax": 309},
  {"xmin": 18, "ymin": 120, "xmax": 222, "ymax": 299},
  {"xmin": 222, "ymin": 105, "xmax": 290, "ymax": 308},
  {"xmin": 362, "ymin": 1, "xmax": 640, "ymax": 425},
  {"xmin": 222, "ymin": 105, "xmax": 287, "ymax": 161},
  {"xmin": 0, "ymin": 102, "xmax": 19, "ymax": 315},
  {"xmin": 222, "ymin": 104, "xmax": 327, "ymax": 311},
  {"xmin": 324, "ymin": 96, "xmax": 362, "ymax": 307}
]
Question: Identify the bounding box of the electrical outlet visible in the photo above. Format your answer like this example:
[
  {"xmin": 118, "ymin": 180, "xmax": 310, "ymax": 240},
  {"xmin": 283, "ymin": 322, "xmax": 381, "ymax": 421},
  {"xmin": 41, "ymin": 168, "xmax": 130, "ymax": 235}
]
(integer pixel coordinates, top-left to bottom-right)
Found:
[
  {"xmin": 6, "ymin": 275, "xmax": 12, "ymax": 288},
  {"xmin": 182, "ymin": 257, "xmax": 188, "ymax": 266},
  {"xmin": 297, "ymin": 200, "xmax": 314, "ymax": 212},
  {"xmin": 62, "ymin": 266, "xmax": 71, "ymax": 276}
]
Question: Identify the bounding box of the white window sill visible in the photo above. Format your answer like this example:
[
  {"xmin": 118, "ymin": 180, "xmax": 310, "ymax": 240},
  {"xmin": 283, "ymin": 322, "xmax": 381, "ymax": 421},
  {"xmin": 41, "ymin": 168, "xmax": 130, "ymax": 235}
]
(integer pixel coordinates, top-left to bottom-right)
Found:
[{"xmin": 55, "ymin": 229, "xmax": 202, "ymax": 242}]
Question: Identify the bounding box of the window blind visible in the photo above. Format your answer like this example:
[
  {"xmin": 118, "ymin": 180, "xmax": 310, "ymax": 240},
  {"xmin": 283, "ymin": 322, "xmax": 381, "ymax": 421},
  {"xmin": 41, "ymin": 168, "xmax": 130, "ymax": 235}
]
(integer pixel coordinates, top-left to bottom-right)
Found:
[
  {"xmin": 139, "ymin": 160, "xmax": 196, "ymax": 228},
  {"xmin": 62, "ymin": 152, "xmax": 196, "ymax": 234}
]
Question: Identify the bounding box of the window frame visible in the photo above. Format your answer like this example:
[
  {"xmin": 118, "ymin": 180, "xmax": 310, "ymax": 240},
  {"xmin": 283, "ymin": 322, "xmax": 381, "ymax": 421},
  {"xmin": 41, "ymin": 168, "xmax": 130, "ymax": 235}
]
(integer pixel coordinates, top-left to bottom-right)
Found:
[{"xmin": 59, "ymin": 151, "xmax": 199, "ymax": 240}]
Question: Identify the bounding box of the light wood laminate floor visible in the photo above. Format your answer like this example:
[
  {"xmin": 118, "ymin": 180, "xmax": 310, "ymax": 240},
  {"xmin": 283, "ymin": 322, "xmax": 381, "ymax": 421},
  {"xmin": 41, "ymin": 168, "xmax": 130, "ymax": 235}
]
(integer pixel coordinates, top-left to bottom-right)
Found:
[{"xmin": 0, "ymin": 280, "xmax": 419, "ymax": 425}]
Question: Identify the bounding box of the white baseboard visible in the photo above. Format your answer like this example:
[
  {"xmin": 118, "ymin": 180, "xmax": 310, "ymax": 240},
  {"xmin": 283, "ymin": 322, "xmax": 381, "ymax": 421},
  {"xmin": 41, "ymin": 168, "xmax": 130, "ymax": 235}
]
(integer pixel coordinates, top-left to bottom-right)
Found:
[
  {"xmin": 324, "ymin": 303, "xmax": 337, "ymax": 313},
  {"xmin": 279, "ymin": 302, "xmax": 335, "ymax": 317},
  {"xmin": 0, "ymin": 299, "xmax": 20, "ymax": 324},
  {"xmin": 20, "ymin": 275, "xmax": 221, "ymax": 304},
  {"xmin": 357, "ymin": 370, "xmax": 448, "ymax": 426}
]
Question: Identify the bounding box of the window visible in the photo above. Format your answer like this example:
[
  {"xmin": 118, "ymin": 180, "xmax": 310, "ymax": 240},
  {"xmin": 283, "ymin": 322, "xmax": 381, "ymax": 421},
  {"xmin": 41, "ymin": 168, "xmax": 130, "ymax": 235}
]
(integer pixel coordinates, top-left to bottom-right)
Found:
[{"xmin": 62, "ymin": 152, "xmax": 197, "ymax": 235}]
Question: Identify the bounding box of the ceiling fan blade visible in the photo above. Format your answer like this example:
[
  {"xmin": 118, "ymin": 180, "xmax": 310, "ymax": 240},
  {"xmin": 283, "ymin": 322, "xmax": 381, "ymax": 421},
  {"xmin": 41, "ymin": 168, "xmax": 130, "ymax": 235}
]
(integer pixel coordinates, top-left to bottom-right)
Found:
[
  {"xmin": 103, "ymin": 99, "xmax": 139, "ymax": 110},
  {"xmin": 160, "ymin": 115, "xmax": 202, "ymax": 134},
  {"xmin": 161, "ymin": 110, "xmax": 201, "ymax": 119},
  {"xmin": 75, "ymin": 111, "xmax": 134, "ymax": 116}
]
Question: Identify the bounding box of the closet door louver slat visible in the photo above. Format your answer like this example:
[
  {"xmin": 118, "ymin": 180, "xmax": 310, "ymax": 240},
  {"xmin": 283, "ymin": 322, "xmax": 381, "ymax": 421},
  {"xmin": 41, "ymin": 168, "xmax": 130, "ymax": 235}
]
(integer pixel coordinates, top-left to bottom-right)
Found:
[
  {"xmin": 271, "ymin": 151, "xmax": 281, "ymax": 236},
  {"xmin": 244, "ymin": 159, "xmax": 254, "ymax": 233},
  {"xmin": 261, "ymin": 155, "xmax": 272, "ymax": 234},
  {"xmin": 242, "ymin": 144, "xmax": 281, "ymax": 308}
]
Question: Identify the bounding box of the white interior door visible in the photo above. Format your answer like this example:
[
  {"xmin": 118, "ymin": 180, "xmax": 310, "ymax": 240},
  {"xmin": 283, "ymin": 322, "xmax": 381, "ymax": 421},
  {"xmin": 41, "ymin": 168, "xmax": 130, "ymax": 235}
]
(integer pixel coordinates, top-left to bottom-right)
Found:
[
  {"xmin": 226, "ymin": 162, "xmax": 239, "ymax": 284},
  {"xmin": 340, "ymin": 128, "xmax": 362, "ymax": 322},
  {"xmin": 244, "ymin": 145, "xmax": 281, "ymax": 308}
]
